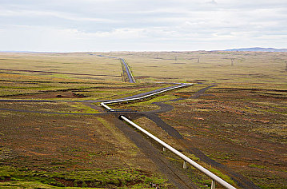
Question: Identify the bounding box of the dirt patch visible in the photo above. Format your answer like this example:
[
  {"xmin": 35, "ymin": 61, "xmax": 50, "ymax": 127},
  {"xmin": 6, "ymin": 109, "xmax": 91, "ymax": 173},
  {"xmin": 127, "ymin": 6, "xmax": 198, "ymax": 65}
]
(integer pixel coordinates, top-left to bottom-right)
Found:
[
  {"xmin": 155, "ymin": 77, "xmax": 180, "ymax": 80},
  {"xmin": 15, "ymin": 91, "xmax": 87, "ymax": 99},
  {"xmin": 0, "ymin": 177, "xmax": 11, "ymax": 182},
  {"xmin": 135, "ymin": 76, "xmax": 151, "ymax": 79}
]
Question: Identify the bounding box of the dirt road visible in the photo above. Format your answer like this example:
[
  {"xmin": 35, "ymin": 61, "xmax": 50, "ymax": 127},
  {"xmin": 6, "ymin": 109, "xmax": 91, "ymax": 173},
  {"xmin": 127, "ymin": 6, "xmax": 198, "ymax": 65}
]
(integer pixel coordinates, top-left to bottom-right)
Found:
[
  {"xmin": 0, "ymin": 85, "xmax": 260, "ymax": 188},
  {"xmin": 138, "ymin": 85, "xmax": 260, "ymax": 189}
]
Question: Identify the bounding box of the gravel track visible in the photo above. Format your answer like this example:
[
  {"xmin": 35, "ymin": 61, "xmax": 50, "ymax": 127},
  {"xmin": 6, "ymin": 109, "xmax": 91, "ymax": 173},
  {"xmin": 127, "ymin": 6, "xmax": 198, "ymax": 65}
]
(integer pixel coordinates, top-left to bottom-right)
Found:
[
  {"xmin": 139, "ymin": 85, "xmax": 260, "ymax": 189},
  {"xmin": 110, "ymin": 115, "xmax": 197, "ymax": 189},
  {"xmin": 0, "ymin": 62, "xmax": 259, "ymax": 189},
  {"xmin": 0, "ymin": 85, "xmax": 260, "ymax": 188}
]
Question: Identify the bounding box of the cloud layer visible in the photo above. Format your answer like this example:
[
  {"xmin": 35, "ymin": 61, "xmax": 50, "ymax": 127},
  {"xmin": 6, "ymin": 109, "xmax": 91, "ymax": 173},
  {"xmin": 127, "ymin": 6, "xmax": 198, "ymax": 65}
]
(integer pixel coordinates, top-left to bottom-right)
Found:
[{"xmin": 0, "ymin": 0, "xmax": 286, "ymax": 51}]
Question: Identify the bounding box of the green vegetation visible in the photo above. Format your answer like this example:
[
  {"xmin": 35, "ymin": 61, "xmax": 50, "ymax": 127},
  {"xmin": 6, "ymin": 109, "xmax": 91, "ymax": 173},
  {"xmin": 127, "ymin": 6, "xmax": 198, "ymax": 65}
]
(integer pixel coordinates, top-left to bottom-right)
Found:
[
  {"xmin": 112, "ymin": 94, "xmax": 177, "ymax": 112},
  {"xmin": 1, "ymin": 51, "xmax": 286, "ymax": 188},
  {"xmin": 209, "ymin": 167, "xmax": 236, "ymax": 186},
  {"xmin": 160, "ymin": 83, "xmax": 287, "ymax": 188},
  {"xmin": 96, "ymin": 117, "xmax": 139, "ymax": 157},
  {"xmin": 68, "ymin": 102, "xmax": 99, "ymax": 113},
  {"xmin": 0, "ymin": 166, "xmax": 168, "ymax": 188},
  {"xmin": 248, "ymin": 164, "xmax": 266, "ymax": 169}
]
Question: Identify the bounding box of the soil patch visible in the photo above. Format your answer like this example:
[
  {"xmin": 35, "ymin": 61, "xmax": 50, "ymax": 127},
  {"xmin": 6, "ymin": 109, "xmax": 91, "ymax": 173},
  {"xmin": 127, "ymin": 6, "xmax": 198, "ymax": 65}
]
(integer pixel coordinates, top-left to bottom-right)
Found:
[{"xmin": 14, "ymin": 91, "xmax": 87, "ymax": 99}]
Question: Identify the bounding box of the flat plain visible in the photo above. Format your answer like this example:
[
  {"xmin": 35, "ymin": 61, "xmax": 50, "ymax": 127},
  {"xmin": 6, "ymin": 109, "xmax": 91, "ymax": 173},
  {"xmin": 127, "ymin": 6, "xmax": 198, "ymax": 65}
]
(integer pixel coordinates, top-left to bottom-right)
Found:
[{"xmin": 0, "ymin": 51, "xmax": 286, "ymax": 188}]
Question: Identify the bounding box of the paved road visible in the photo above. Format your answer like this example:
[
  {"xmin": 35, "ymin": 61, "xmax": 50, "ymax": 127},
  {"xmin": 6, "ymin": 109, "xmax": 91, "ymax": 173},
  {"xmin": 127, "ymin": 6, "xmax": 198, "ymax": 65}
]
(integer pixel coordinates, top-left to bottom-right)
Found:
[
  {"xmin": 0, "ymin": 55, "xmax": 259, "ymax": 188},
  {"xmin": 97, "ymin": 55, "xmax": 135, "ymax": 83},
  {"xmin": 120, "ymin": 58, "xmax": 135, "ymax": 83}
]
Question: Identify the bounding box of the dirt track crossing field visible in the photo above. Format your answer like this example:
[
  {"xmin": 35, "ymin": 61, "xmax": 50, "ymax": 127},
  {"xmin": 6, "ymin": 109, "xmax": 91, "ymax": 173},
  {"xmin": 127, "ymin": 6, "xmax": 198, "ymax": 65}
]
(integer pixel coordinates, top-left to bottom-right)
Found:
[
  {"xmin": 0, "ymin": 83, "xmax": 249, "ymax": 188},
  {"xmin": 140, "ymin": 86, "xmax": 260, "ymax": 189},
  {"xmin": 1, "ymin": 52, "xmax": 287, "ymax": 188}
]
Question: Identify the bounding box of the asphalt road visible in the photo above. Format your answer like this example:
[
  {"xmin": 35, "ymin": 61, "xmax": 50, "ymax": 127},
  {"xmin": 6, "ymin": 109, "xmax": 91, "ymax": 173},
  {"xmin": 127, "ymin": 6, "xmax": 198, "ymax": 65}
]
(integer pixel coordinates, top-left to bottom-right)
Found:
[
  {"xmin": 97, "ymin": 55, "xmax": 135, "ymax": 83},
  {"xmin": 0, "ymin": 54, "xmax": 259, "ymax": 188},
  {"xmin": 120, "ymin": 58, "xmax": 135, "ymax": 83},
  {"xmin": 0, "ymin": 82, "xmax": 259, "ymax": 188}
]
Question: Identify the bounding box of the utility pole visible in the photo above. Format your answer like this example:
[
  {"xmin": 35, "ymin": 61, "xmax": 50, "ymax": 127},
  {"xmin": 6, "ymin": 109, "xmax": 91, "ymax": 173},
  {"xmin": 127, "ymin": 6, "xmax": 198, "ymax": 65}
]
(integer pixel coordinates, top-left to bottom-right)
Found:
[
  {"xmin": 231, "ymin": 58, "xmax": 235, "ymax": 66},
  {"xmin": 222, "ymin": 57, "xmax": 235, "ymax": 66}
]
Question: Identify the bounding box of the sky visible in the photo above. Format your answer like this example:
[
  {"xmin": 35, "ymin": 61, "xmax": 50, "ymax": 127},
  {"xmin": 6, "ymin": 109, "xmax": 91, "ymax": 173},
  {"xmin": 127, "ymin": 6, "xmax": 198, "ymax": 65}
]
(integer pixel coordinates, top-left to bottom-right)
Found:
[{"xmin": 0, "ymin": 0, "xmax": 286, "ymax": 52}]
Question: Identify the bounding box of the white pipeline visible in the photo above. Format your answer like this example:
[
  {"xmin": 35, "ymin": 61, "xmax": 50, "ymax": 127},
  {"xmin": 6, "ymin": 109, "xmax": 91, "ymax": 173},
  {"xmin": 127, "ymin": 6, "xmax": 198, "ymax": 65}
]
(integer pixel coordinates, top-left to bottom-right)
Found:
[{"xmin": 101, "ymin": 83, "xmax": 237, "ymax": 189}]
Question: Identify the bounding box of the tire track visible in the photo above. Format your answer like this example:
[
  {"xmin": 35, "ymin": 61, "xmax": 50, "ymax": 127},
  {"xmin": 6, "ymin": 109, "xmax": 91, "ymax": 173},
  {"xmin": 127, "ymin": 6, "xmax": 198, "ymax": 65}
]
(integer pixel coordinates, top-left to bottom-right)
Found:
[
  {"xmin": 110, "ymin": 115, "xmax": 197, "ymax": 189},
  {"xmin": 139, "ymin": 85, "xmax": 260, "ymax": 189}
]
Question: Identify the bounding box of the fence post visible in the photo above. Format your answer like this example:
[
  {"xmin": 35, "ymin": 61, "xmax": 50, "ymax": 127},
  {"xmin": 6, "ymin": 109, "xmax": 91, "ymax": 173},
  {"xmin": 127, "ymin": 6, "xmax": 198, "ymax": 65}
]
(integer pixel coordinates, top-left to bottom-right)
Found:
[
  {"xmin": 183, "ymin": 161, "xmax": 187, "ymax": 169},
  {"xmin": 211, "ymin": 180, "xmax": 215, "ymax": 189}
]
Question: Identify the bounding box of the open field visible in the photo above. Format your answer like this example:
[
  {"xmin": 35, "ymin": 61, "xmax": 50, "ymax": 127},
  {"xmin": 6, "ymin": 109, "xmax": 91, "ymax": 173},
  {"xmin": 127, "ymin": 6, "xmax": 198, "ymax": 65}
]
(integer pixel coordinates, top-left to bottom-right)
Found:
[
  {"xmin": 164, "ymin": 84, "xmax": 287, "ymax": 188},
  {"xmin": 0, "ymin": 52, "xmax": 122, "ymax": 81},
  {"xmin": 0, "ymin": 51, "xmax": 287, "ymax": 188},
  {"xmin": 103, "ymin": 51, "xmax": 287, "ymax": 84}
]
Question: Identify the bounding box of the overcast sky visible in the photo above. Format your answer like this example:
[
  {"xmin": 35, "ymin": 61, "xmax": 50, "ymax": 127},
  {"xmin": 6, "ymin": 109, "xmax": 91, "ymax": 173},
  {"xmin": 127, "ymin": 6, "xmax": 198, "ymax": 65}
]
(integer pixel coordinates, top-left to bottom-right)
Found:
[{"xmin": 0, "ymin": 0, "xmax": 286, "ymax": 52}]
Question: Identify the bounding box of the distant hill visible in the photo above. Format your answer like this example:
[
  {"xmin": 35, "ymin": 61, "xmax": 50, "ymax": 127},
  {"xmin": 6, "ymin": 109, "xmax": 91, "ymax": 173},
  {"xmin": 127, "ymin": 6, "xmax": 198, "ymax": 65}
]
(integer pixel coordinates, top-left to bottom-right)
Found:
[{"xmin": 224, "ymin": 47, "xmax": 287, "ymax": 52}]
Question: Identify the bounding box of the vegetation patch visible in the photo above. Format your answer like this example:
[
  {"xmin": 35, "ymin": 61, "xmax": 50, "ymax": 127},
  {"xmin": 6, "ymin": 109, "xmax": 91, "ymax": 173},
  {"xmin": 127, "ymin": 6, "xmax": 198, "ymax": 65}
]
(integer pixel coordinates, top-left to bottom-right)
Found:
[
  {"xmin": 0, "ymin": 166, "xmax": 168, "ymax": 188},
  {"xmin": 1, "ymin": 51, "xmax": 287, "ymax": 188},
  {"xmin": 159, "ymin": 83, "xmax": 287, "ymax": 188}
]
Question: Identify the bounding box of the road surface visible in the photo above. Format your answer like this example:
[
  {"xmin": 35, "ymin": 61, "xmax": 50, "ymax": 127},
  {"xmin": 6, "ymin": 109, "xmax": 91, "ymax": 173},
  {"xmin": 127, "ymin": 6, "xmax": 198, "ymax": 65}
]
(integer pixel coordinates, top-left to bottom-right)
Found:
[{"xmin": 120, "ymin": 58, "xmax": 136, "ymax": 83}]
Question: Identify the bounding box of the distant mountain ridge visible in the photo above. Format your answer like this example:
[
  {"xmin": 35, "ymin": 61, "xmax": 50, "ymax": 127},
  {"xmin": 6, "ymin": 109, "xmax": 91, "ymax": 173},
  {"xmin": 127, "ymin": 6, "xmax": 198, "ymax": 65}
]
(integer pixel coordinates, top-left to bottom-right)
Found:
[{"xmin": 224, "ymin": 47, "xmax": 287, "ymax": 52}]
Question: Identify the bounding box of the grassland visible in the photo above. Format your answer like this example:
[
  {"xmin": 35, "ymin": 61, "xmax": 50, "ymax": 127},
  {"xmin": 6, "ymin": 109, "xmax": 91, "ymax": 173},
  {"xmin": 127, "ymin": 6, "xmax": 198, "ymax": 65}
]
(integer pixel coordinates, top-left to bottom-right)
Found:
[
  {"xmin": 103, "ymin": 51, "xmax": 287, "ymax": 188},
  {"xmin": 103, "ymin": 51, "xmax": 287, "ymax": 84},
  {"xmin": 0, "ymin": 103, "xmax": 169, "ymax": 188},
  {"xmin": 0, "ymin": 51, "xmax": 287, "ymax": 188}
]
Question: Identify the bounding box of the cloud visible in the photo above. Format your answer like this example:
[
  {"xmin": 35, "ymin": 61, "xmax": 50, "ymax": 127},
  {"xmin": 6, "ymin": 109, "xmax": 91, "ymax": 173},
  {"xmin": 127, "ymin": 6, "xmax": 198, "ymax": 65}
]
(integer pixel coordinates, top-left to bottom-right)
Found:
[
  {"xmin": 208, "ymin": 0, "xmax": 217, "ymax": 5},
  {"xmin": 0, "ymin": 0, "xmax": 286, "ymax": 51}
]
